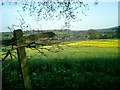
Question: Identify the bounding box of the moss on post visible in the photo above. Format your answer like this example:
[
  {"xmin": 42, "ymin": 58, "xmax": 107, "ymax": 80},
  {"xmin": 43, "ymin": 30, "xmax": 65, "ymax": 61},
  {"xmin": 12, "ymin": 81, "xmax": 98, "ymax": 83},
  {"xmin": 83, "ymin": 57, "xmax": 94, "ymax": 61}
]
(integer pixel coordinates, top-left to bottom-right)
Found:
[{"xmin": 14, "ymin": 29, "xmax": 32, "ymax": 90}]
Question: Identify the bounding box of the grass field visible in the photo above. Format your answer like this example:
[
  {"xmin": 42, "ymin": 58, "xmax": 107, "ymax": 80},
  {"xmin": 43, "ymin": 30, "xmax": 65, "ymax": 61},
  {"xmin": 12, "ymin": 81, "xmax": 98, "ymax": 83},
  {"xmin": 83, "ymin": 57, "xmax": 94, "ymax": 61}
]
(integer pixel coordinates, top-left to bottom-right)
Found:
[{"xmin": 2, "ymin": 39, "xmax": 120, "ymax": 89}]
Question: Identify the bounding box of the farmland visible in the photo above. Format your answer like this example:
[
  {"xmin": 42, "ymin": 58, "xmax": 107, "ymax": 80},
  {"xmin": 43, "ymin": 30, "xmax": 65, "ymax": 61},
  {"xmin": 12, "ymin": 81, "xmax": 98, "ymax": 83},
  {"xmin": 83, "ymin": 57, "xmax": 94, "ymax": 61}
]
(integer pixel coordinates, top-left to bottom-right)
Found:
[
  {"xmin": 1, "ymin": 1, "xmax": 120, "ymax": 89},
  {"xmin": 2, "ymin": 39, "xmax": 120, "ymax": 89}
]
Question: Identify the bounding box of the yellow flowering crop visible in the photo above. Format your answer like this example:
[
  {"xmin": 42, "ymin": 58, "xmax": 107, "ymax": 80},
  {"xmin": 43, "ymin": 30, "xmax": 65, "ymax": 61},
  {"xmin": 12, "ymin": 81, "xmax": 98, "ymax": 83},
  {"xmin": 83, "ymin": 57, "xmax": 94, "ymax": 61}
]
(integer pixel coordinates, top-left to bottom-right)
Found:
[
  {"xmin": 42, "ymin": 46, "xmax": 53, "ymax": 48},
  {"xmin": 39, "ymin": 39, "xmax": 119, "ymax": 49},
  {"xmin": 67, "ymin": 39, "xmax": 119, "ymax": 48}
]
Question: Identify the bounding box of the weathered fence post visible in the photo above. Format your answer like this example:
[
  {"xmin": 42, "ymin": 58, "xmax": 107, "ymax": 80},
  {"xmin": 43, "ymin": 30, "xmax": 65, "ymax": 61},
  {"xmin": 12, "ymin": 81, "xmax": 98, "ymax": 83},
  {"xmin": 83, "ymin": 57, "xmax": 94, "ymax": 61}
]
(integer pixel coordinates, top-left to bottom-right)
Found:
[{"xmin": 14, "ymin": 29, "xmax": 32, "ymax": 90}]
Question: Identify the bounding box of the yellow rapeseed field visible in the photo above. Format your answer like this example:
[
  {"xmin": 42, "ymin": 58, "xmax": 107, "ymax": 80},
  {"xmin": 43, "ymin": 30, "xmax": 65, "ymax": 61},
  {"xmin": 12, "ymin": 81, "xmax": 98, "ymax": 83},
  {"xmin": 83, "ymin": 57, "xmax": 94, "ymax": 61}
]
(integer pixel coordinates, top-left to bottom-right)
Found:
[
  {"xmin": 67, "ymin": 39, "xmax": 119, "ymax": 48},
  {"xmin": 42, "ymin": 39, "xmax": 119, "ymax": 48}
]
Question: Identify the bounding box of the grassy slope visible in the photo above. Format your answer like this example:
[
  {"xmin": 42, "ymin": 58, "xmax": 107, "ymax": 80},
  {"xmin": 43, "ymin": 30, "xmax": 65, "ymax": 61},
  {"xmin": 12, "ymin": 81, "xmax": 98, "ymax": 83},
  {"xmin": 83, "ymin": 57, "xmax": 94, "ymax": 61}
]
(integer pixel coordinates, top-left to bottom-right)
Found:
[{"xmin": 2, "ymin": 39, "xmax": 120, "ymax": 89}]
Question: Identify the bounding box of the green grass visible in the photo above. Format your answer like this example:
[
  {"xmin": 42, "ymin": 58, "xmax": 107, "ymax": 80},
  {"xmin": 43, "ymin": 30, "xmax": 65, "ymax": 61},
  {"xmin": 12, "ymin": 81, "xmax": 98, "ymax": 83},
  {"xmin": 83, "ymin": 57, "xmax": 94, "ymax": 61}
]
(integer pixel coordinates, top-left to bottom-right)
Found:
[
  {"xmin": 3, "ymin": 57, "xmax": 120, "ymax": 89},
  {"xmin": 26, "ymin": 46, "xmax": 119, "ymax": 61},
  {"xmin": 2, "ymin": 39, "xmax": 120, "ymax": 89}
]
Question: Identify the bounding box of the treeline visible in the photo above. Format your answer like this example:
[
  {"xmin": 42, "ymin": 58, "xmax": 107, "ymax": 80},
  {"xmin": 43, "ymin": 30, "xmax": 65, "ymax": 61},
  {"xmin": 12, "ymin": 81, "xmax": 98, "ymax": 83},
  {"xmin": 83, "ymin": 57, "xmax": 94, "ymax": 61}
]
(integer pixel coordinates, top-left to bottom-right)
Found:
[
  {"xmin": 1, "ymin": 26, "xmax": 120, "ymax": 43},
  {"xmin": 87, "ymin": 26, "xmax": 120, "ymax": 39},
  {"xmin": 87, "ymin": 29, "xmax": 116, "ymax": 39}
]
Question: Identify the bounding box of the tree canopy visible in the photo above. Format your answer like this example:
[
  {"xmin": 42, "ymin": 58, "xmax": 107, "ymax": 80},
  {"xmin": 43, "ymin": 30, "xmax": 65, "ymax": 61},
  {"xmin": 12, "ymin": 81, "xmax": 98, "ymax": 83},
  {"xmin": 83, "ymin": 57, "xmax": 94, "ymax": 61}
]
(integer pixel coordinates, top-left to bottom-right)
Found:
[{"xmin": 87, "ymin": 29, "xmax": 100, "ymax": 39}]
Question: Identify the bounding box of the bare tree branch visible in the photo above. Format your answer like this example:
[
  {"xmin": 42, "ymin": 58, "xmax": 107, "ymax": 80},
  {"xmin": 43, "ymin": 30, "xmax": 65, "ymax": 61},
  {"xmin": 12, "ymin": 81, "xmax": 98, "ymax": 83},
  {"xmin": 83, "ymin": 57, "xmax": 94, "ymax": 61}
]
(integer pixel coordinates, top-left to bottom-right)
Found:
[{"xmin": 1, "ymin": 0, "xmax": 98, "ymax": 28}]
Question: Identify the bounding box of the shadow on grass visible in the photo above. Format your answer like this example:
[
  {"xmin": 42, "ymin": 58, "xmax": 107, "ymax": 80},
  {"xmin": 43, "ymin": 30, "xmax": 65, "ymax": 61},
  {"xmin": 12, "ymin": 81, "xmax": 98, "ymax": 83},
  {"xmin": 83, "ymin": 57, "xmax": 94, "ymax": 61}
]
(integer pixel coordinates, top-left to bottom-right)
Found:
[{"xmin": 2, "ymin": 57, "xmax": 120, "ymax": 90}]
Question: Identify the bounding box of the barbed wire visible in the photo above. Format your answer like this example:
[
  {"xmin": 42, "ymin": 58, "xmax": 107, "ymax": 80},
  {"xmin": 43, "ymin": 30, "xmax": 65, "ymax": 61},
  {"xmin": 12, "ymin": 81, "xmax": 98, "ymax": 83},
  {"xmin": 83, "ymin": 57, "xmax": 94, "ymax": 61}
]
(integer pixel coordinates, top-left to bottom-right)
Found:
[
  {"xmin": 2, "ymin": 61, "xmax": 12, "ymax": 71},
  {"xmin": 2, "ymin": 28, "xmax": 75, "ymax": 72},
  {"xmin": 2, "ymin": 50, "xmax": 13, "ymax": 71}
]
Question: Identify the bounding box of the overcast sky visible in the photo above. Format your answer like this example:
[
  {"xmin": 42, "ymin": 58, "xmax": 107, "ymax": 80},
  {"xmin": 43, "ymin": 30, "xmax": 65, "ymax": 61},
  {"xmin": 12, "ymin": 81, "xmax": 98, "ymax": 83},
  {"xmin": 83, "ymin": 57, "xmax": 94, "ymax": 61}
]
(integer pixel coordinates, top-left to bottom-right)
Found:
[{"xmin": 0, "ymin": 0, "xmax": 119, "ymax": 32}]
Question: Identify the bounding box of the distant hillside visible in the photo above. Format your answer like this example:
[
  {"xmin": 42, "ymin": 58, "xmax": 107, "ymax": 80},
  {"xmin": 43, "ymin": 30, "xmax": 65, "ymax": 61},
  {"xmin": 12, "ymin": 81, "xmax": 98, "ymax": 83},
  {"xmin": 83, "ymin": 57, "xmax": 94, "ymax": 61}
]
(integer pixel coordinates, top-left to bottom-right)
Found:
[
  {"xmin": 2, "ymin": 26, "xmax": 118, "ymax": 41},
  {"xmin": 96, "ymin": 26, "xmax": 118, "ymax": 31}
]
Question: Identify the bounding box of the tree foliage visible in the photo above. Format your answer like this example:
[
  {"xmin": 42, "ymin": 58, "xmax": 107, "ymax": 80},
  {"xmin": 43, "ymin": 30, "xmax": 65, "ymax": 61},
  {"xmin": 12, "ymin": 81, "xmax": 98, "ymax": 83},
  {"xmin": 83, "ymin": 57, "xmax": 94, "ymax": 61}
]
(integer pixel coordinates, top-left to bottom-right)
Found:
[
  {"xmin": 87, "ymin": 29, "xmax": 100, "ymax": 39},
  {"xmin": 1, "ymin": 0, "xmax": 98, "ymax": 28},
  {"xmin": 117, "ymin": 26, "xmax": 120, "ymax": 38},
  {"xmin": 103, "ymin": 33, "xmax": 113, "ymax": 39}
]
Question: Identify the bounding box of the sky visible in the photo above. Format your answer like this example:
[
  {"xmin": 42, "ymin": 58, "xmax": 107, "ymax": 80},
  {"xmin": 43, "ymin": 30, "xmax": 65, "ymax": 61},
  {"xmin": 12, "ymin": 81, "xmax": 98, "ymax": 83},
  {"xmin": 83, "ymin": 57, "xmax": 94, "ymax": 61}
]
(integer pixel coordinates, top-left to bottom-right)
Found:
[{"xmin": 0, "ymin": 0, "xmax": 119, "ymax": 32}]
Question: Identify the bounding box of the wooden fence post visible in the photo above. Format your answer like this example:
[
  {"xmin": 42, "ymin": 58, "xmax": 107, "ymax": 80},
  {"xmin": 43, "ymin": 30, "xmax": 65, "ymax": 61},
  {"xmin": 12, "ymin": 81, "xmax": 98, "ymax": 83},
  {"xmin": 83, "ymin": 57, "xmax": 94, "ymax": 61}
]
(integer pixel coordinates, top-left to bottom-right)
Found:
[{"xmin": 14, "ymin": 29, "xmax": 32, "ymax": 90}]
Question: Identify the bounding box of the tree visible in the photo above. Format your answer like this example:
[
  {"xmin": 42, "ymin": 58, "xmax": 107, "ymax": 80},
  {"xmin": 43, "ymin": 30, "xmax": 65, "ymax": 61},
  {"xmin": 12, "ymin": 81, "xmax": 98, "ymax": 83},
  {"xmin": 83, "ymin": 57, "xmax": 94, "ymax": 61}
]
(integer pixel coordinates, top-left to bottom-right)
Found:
[
  {"xmin": 116, "ymin": 26, "xmax": 120, "ymax": 39},
  {"xmin": 87, "ymin": 29, "xmax": 100, "ymax": 39},
  {"xmin": 1, "ymin": 0, "xmax": 98, "ymax": 29},
  {"xmin": 104, "ymin": 33, "xmax": 113, "ymax": 39}
]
